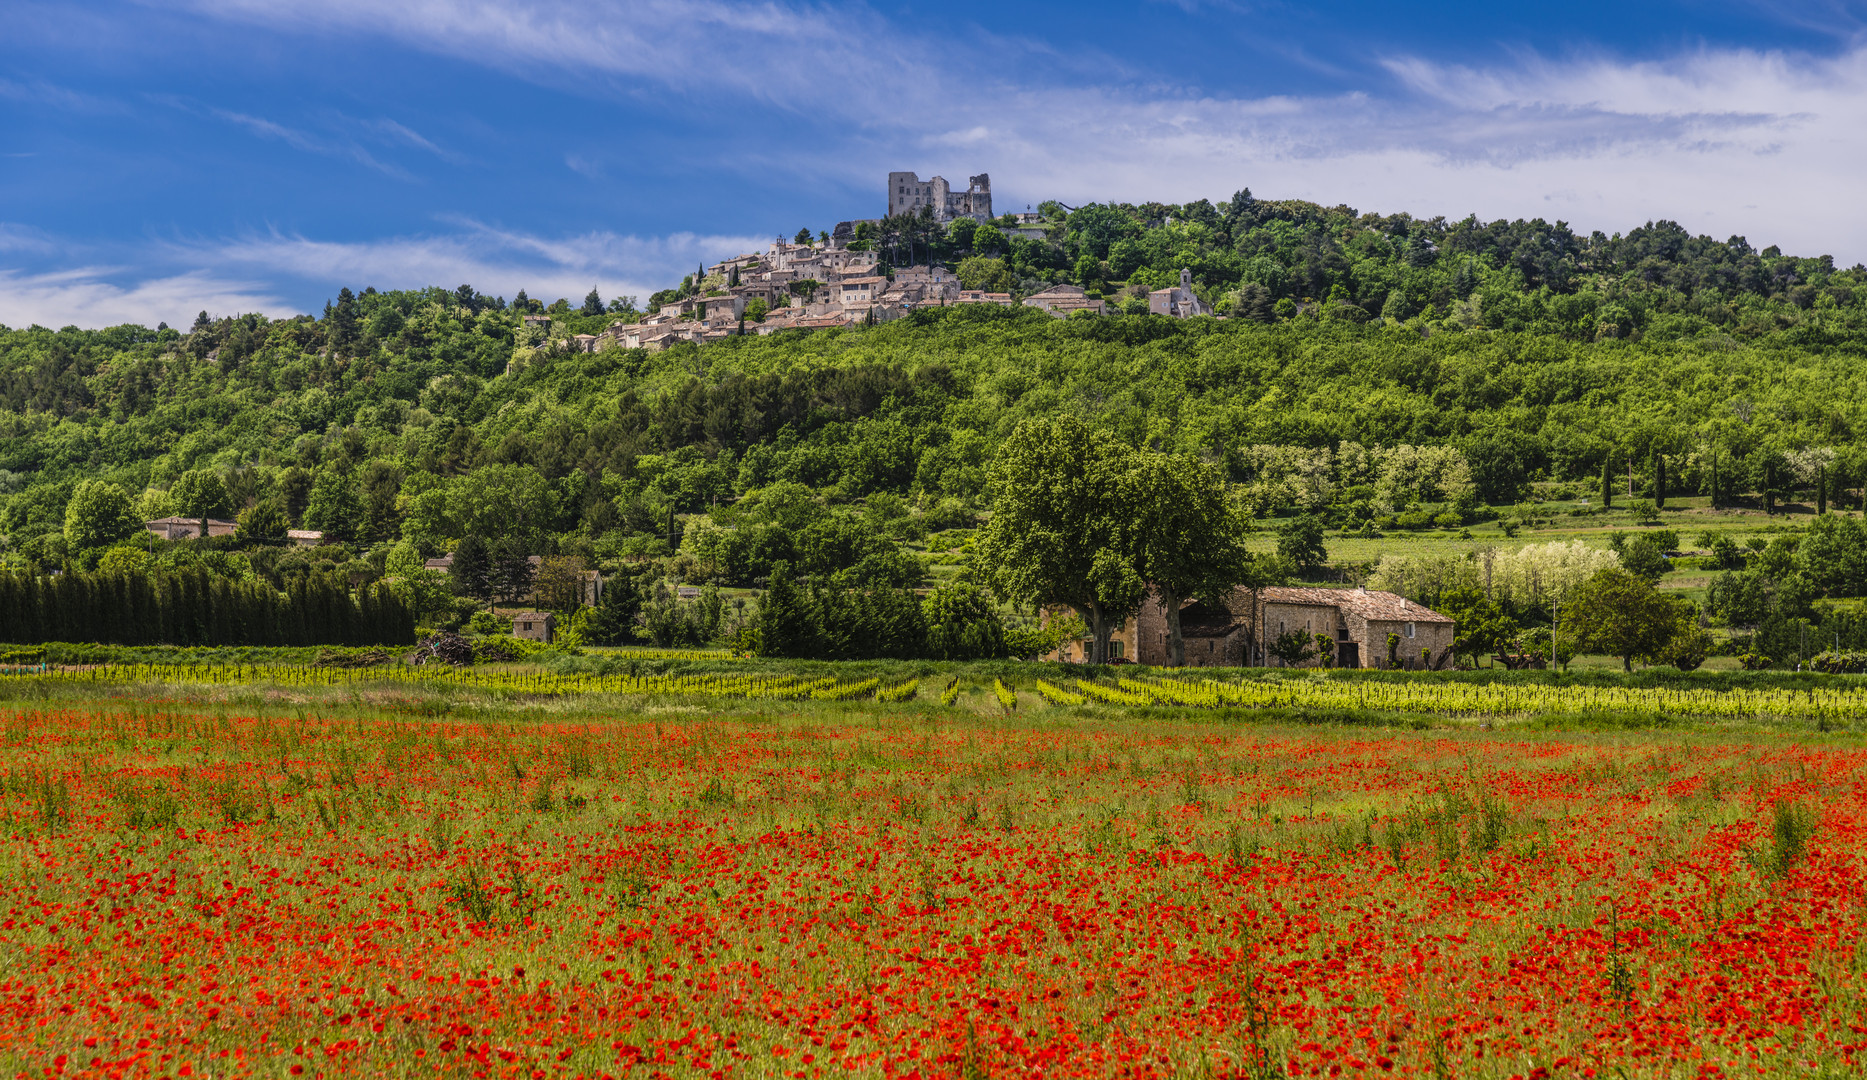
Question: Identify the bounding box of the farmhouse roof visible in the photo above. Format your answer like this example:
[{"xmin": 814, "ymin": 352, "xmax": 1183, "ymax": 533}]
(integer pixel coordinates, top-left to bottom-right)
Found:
[
  {"xmin": 147, "ymin": 516, "xmax": 237, "ymax": 526},
  {"xmin": 1258, "ymin": 586, "xmax": 1454, "ymax": 623}
]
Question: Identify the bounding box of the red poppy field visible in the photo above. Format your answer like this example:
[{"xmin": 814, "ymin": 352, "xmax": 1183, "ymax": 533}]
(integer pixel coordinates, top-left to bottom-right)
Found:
[{"xmin": 1, "ymin": 687, "xmax": 1864, "ymax": 1079}]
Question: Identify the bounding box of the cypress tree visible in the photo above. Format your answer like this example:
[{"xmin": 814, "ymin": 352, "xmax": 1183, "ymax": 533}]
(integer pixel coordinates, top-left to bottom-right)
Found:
[
  {"xmin": 1653, "ymin": 451, "xmax": 1666, "ymax": 509},
  {"xmin": 0, "ymin": 574, "xmax": 31, "ymax": 643},
  {"xmin": 490, "ymin": 538, "xmax": 534, "ymax": 606},
  {"xmin": 451, "ymin": 535, "xmax": 492, "ymax": 604},
  {"xmin": 1599, "ymin": 457, "xmax": 1613, "ymax": 509},
  {"xmin": 587, "ymin": 572, "xmax": 643, "ymax": 645},
  {"xmin": 287, "ymin": 578, "xmax": 310, "ymax": 647},
  {"xmin": 48, "ymin": 575, "xmax": 74, "ymax": 645},
  {"xmin": 98, "ymin": 574, "xmax": 123, "ymax": 645},
  {"xmin": 756, "ymin": 561, "xmax": 817, "ymax": 658}
]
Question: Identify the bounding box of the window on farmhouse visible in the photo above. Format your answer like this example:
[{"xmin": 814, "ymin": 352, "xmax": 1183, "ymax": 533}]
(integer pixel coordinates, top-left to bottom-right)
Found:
[{"xmin": 1406, "ymin": 622, "xmax": 1416, "ymax": 638}]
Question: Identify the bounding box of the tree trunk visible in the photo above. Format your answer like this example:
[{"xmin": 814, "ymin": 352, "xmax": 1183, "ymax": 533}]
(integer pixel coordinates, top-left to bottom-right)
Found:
[
  {"xmin": 1623, "ymin": 654, "xmax": 1632, "ymax": 673},
  {"xmin": 1078, "ymin": 603, "xmax": 1111, "ymax": 665},
  {"xmin": 1158, "ymin": 585, "xmax": 1185, "ymax": 666}
]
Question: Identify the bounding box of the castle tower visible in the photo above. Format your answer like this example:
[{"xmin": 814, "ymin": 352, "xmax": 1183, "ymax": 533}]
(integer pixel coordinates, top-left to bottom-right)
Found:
[{"xmin": 888, "ymin": 171, "xmax": 991, "ymax": 223}]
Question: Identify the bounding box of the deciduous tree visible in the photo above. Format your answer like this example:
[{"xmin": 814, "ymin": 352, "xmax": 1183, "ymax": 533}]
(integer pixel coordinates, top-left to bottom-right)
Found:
[
  {"xmin": 1561, "ymin": 567, "xmax": 1682, "ymax": 672},
  {"xmin": 978, "ymin": 416, "xmax": 1144, "ymax": 665},
  {"xmin": 170, "ymin": 469, "xmax": 232, "ymax": 521},
  {"xmin": 64, "ymin": 480, "xmax": 140, "ymax": 552}
]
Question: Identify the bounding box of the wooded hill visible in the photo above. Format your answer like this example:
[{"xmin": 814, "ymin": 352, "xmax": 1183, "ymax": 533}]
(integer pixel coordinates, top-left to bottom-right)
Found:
[{"xmin": 3, "ymin": 195, "xmax": 1866, "ymax": 579}]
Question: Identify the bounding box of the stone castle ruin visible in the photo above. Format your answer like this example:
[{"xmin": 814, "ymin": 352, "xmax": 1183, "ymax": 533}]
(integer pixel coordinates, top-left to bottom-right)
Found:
[
  {"xmin": 885, "ymin": 172, "xmax": 993, "ymax": 223},
  {"xmin": 580, "ymin": 168, "xmax": 1213, "ymax": 355}
]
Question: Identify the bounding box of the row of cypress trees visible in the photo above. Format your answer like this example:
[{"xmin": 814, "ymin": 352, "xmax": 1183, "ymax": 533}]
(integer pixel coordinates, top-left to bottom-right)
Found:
[
  {"xmin": 0, "ymin": 569, "xmax": 413, "ymax": 646},
  {"xmin": 757, "ymin": 561, "xmax": 953, "ymax": 660}
]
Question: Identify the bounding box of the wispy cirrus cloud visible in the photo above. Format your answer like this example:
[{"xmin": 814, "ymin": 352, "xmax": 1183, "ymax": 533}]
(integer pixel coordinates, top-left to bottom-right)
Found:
[
  {"xmin": 0, "ymin": 74, "xmax": 128, "ymax": 114},
  {"xmin": 143, "ymin": 94, "xmax": 463, "ymax": 179},
  {"xmin": 185, "ymin": 221, "xmax": 771, "ymax": 307},
  {"xmin": 0, "ymin": 0, "xmax": 1855, "ymax": 338},
  {"xmin": 156, "ymin": 0, "xmax": 962, "ymax": 122},
  {"xmin": 152, "ymin": 0, "xmax": 1867, "ymax": 258},
  {"xmin": 0, "ymin": 218, "xmax": 772, "ymax": 328}
]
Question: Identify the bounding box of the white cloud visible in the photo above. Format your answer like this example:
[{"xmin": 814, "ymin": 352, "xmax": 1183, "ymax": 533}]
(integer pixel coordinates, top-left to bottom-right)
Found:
[
  {"xmin": 931, "ymin": 50, "xmax": 1867, "ymax": 258},
  {"xmin": 158, "ymin": 0, "xmax": 1867, "ymax": 258},
  {"xmin": 0, "ymin": 224, "xmax": 58, "ymax": 255},
  {"xmin": 204, "ymin": 105, "xmax": 414, "ymax": 179},
  {"xmin": 175, "ymin": 222, "xmax": 774, "ymax": 307},
  {"xmin": 0, "ymin": 220, "xmax": 773, "ymax": 328},
  {"xmin": 0, "ymin": 267, "xmax": 288, "ymax": 330}
]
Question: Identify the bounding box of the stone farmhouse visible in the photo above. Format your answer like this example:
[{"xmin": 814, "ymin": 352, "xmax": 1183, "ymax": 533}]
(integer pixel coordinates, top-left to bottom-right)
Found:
[
  {"xmin": 145, "ymin": 517, "xmax": 237, "ymax": 541},
  {"xmin": 1047, "ymin": 586, "xmax": 1455, "ymax": 670},
  {"xmin": 510, "ymin": 611, "xmax": 555, "ymax": 643}
]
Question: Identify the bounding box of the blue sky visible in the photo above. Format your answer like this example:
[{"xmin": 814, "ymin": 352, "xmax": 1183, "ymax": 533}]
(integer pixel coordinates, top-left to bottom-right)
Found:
[{"xmin": 4, "ymin": 0, "xmax": 1867, "ymax": 327}]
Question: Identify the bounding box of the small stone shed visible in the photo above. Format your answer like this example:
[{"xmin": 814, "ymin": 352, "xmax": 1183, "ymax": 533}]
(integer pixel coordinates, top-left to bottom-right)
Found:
[{"xmin": 509, "ymin": 611, "xmax": 555, "ymax": 643}]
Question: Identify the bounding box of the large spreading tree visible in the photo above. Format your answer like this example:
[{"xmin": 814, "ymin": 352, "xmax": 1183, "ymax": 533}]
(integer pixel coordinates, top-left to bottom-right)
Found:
[
  {"xmin": 980, "ymin": 417, "xmax": 1259, "ymax": 666},
  {"xmin": 978, "ymin": 415, "xmax": 1145, "ymax": 665}
]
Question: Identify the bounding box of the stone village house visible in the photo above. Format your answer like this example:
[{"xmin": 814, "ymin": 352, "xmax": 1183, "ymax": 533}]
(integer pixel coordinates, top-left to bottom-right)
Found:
[{"xmin": 1048, "ymin": 586, "xmax": 1455, "ymax": 669}]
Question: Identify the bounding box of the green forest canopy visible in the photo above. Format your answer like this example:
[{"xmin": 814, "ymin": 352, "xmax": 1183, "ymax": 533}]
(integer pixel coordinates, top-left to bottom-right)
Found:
[{"xmin": 4, "ymin": 193, "xmax": 1867, "ymax": 573}]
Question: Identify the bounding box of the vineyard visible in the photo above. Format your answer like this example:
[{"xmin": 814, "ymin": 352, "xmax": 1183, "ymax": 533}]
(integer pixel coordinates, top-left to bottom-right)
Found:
[{"xmin": 5, "ymin": 660, "xmax": 1867, "ymax": 727}]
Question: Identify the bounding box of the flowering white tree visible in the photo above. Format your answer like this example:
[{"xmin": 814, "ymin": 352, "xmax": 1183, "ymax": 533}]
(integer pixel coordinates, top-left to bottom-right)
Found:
[
  {"xmin": 1491, "ymin": 541, "xmax": 1621, "ymax": 606},
  {"xmin": 1367, "ymin": 540, "xmax": 1618, "ymax": 608}
]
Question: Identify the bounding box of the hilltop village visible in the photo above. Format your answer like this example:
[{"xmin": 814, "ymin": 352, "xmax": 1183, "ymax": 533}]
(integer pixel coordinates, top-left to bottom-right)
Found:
[{"xmin": 558, "ymin": 170, "xmax": 1210, "ymax": 353}]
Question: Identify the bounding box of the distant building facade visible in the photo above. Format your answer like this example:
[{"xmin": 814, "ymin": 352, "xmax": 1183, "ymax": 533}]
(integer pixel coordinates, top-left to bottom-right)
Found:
[
  {"xmin": 145, "ymin": 517, "xmax": 237, "ymax": 541},
  {"xmin": 1022, "ymin": 284, "xmax": 1105, "ymax": 317}
]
